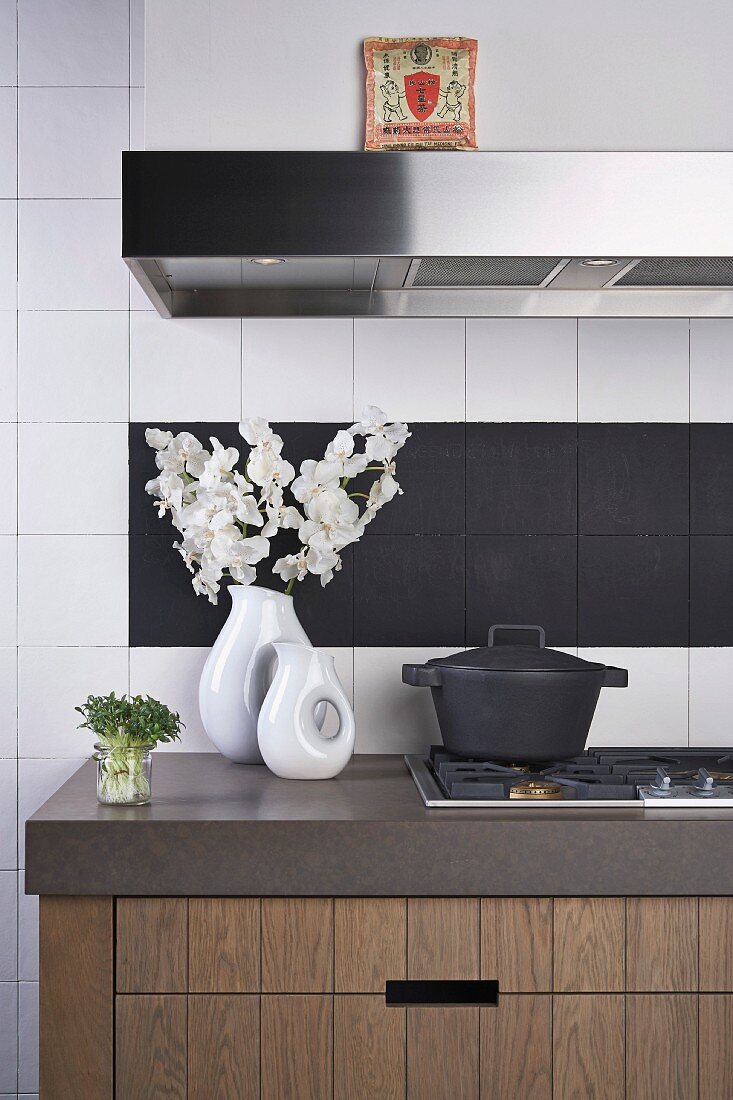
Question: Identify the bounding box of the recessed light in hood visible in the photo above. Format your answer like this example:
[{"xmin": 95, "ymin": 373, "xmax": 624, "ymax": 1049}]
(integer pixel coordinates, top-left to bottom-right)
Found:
[{"xmin": 122, "ymin": 151, "xmax": 733, "ymax": 318}]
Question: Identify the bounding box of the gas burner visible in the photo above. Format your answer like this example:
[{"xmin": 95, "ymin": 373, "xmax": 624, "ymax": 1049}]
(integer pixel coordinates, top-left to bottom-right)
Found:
[
  {"xmin": 509, "ymin": 779, "xmax": 563, "ymax": 800},
  {"xmin": 407, "ymin": 747, "xmax": 733, "ymax": 809}
]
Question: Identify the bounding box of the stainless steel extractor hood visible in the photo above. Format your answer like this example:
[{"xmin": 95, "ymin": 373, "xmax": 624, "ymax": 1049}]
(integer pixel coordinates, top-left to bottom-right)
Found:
[{"xmin": 122, "ymin": 151, "xmax": 733, "ymax": 318}]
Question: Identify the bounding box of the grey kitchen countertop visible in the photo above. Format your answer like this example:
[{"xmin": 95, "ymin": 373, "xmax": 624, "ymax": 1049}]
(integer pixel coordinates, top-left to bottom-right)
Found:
[{"xmin": 25, "ymin": 753, "xmax": 733, "ymax": 897}]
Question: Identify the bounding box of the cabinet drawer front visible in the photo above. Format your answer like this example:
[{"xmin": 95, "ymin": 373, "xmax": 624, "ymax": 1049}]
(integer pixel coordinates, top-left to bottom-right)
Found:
[
  {"xmin": 188, "ymin": 994, "xmax": 259, "ymax": 1100},
  {"xmin": 116, "ymin": 898, "xmax": 188, "ymax": 993},
  {"xmin": 626, "ymin": 994, "xmax": 697, "ymax": 1099},
  {"xmin": 700, "ymin": 899, "xmax": 733, "ymax": 991},
  {"xmin": 335, "ymin": 995, "xmax": 405, "ymax": 1100},
  {"xmin": 554, "ymin": 897, "xmax": 625, "ymax": 992},
  {"xmin": 408, "ymin": 898, "xmax": 480, "ymax": 981},
  {"xmin": 407, "ymin": 1006, "xmax": 479, "ymax": 1100},
  {"xmin": 261, "ymin": 995, "xmax": 332, "ymax": 1100},
  {"xmin": 189, "ymin": 898, "xmax": 260, "ymax": 993},
  {"xmin": 262, "ymin": 898, "xmax": 333, "ymax": 992},
  {"xmin": 481, "ymin": 995, "xmax": 551, "ymax": 1100},
  {"xmin": 335, "ymin": 897, "xmax": 406, "ymax": 992},
  {"xmin": 699, "ymin": 995, "xmax": 733, "ymax": 1100},
  {"xmin": 481, "ymin": 898, "xmax": 552, "ymax": 992},
  {"xmin": 626, "ymin": 898, "xmax": 698, "ymax": 991},
  {"xmin": 553, "ymin": 995, "xmax": 624, "ymax": 1100},
  {"xmin": 116, "ymin": 995, "xmax": 186, "ymax": 1099}
]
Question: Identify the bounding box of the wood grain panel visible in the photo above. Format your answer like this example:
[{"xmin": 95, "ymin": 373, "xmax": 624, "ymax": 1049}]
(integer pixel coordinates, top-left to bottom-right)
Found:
[
  {"xmin": 116, "ymin": 897, "xmax": 188, "ymax": 993},
  {"xmin": 626, "ymin": 897, "xmax": 698, "ymax": 991},
  {"xmin": 335, "ymin": 897, "xmax": 406, "ymax": 992},
  {"xmin": 554, "ymin": 897, "xmax": 625, "ymax": 992},
  {"xmin": 700, "ymin": 898, "xmax": 733, "ymax": 991},
  {"xmin": 189, "ymin": 897, "xmax": 260, "ymax": 992},
  {"xmin": 481, "ymin": 995, "xmax": 551, "ymax": 1100},
  {"xmin": 408, "ymin": 897, "xmax": 480, "ymax": 980},
  {"xmin": 553, "ymin": 995, "xmax": 624, "ymax": 1100},
  {"xmin": 261, "ymin": 995, "xmax": 332, "ymax": 1100},
  {"xmin": 39, "ymin": 896, "xmax": 113, "ymax": 1100},
  {"xmin": 334, "ymin": 995, "xmax": 405, "ymax": 1100},
  {"xmin": 189, "ymin": 994, "xmax": 259, "ymax": 1100},
  {"xmin": 626, "ymin": 994, "xmax": 697, "ymax": 1100},
  {"xmin": 262, "ymin": 897, "xmax": 333, "ymax": 992},
  {"xmin": 407, "ymin": 1006, "xmax": 479, "ymax": 1100},
  {"xmin": 699, "ymin": 995, "xmax": 733, "ymax": 1100},
  {"xmin": 116, "ymin": 994, "xmax": 186, "ymax": 1099},
  {"xmin": 481, "ymin": 898, "xmax": 552, "ymax": 992}
]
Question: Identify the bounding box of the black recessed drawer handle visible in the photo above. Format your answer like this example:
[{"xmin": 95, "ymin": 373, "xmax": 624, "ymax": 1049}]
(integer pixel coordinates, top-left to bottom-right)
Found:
[{"xmin": 385, "ymin": 979, "xmax": 499, "ymax": 1007}]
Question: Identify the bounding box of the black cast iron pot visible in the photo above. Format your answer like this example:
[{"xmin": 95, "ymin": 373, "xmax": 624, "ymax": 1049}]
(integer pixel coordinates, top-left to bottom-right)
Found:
[{"xmin": 402, "ymin": 624, "xmax": 628, "ymax": 761}]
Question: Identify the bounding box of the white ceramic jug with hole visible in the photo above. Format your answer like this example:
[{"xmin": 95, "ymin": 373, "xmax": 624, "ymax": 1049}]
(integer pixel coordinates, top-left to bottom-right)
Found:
[{"xmin": 257, "ymin": 642, "xmax": 355, "ymax": 779}]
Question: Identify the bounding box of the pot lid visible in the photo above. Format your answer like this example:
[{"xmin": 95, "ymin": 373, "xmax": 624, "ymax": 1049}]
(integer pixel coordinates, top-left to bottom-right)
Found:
[{"xmin": 428, "ymin": 624, "xmax": 607, "ymax": 673}]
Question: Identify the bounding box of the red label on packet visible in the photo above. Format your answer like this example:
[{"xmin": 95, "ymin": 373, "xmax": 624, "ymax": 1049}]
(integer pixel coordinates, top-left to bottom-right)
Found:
[{"xmin": 364, "ymin": 36, "xmax": 478, "ymax": 151}]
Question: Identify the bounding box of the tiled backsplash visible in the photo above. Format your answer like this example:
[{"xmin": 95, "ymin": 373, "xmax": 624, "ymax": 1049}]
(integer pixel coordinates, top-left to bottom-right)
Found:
[{"xmin": 3, "ymin": 3, "xmax": 733, "ymax": 1097}]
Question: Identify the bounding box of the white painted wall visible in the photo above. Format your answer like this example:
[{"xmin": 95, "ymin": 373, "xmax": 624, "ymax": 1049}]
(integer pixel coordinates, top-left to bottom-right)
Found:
[{"xmin": 146, "ymin": 0, "xmax": 733, "ymax": 151}]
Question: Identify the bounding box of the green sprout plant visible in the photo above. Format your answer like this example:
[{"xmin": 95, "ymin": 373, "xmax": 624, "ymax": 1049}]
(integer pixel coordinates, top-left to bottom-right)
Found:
[{"xmin": 76, "ymin": 692, "xmax": 184, "ymax": 805}]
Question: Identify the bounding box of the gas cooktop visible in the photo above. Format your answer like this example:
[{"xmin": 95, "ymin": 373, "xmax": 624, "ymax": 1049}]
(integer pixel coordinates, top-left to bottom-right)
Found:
[{"xmin": 406, "ymin": 747, "xmax": 733, "ymax": 809}]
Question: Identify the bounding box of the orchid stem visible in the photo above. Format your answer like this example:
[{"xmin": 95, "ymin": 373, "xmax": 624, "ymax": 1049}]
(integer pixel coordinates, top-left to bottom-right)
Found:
[
  {"xmin": 349, "ymin": 492, "xmax": 370, "ymax": 499},
  {"xmin": 285, "ymin": 577, "xmax": 296, "ymax": 596}
]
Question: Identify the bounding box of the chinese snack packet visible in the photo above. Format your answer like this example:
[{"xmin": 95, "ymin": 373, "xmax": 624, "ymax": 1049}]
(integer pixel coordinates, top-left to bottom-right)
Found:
[{"xmin": 364, "ymin": 36, "xmax": 478, "ymax": 151}]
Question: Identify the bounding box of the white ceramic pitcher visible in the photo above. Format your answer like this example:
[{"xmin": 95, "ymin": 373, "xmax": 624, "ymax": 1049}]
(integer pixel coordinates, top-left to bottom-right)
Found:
[{"xmin": 257, "ymin": 642, "xmax": 355, "ymax": 780}]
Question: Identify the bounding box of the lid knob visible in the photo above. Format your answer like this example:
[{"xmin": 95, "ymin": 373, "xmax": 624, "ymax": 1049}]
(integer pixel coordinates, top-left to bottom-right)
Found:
[{"xmin": 487, "ymin": 625, "xmax": 546, "ymax": 649}]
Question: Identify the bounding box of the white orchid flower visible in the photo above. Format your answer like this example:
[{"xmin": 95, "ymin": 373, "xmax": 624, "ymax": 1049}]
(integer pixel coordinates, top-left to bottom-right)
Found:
[
  {"xmin": 262, "ymin": 503, "xmax": 303, "ymax": 538},
  {"xmin": 319, "ymin": 430, "xmax": 368, "ymax": 480},
  {"xmin": 215, "ymin": 476, "xmax": 263, "ymax": 527},
  {"xmin": 273, "ymin": 545, "xmax": 341, "ymax": 588},
  {"xmin": 198, "ymin": 437, "xmax": 239, "ymax": 489},
  {"xmin": 156, "ymin": 432, "xmax": 210, "ymax": 478},
  {"xmin": 145, "ymin": 427, "xmax": 173, "ymax": 451},
  {"xmin": 305, "ymin": 545, "xmax": 342, "ymax": 587},
  {"xmin": 300, "ymin": 488, "xmax": 360, "ymax": 552},
  {"xmin": 172, "ymin": 537, "xmax": 201, "ymax": 574},
  {"xmin": 216, "ymin": 534, "xmax": 270, "ymax": 584},
  {"xmin": 291, "ymin": 459, "xmax": 338, "ymax": 504},
  {"xmin": 239, "ymin": 417, "xmax": 284, "ymax": 453},
  {"xmin": 273, "ymin": 550, "xmax": 310, "ymax": 584},
  {"xmin": 368, "ymin": 468, "xmax": 401, "ymax": 510},
  {"xmin": 192, "ymin": 558, "xmax": 223, "ymax": 603},
  {"xmin": 350, "ymin": 406, "xmax": 410, "ymax": 462},
  {"xmin": 145, "ymin": 470, "xmax": 185, "ymax": 519}
]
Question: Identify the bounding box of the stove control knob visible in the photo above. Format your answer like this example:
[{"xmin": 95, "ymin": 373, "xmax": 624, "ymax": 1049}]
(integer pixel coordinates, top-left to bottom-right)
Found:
[
  {"xmin": 694, "ymin": 767, "xmax": 716, "ymax": 796},
  {"xmin": 650, "ymin": 767, "xmax": 673, "ymax": 796}
]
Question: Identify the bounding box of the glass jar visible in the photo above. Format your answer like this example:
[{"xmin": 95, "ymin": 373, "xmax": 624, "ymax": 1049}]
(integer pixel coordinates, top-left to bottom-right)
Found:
[{"xmin": 94, "ymin": 743, "xmax": 153, "ymax": 806}]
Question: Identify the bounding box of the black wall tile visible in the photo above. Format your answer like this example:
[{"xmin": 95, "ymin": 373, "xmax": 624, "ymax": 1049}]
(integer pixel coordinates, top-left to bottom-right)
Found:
[
  {"xmin": 578, "ymin": 424, "xmax": 689, "ymax": 534},
  {"xmin": 578, "ymin": 536, "xmax": 689, "ymax": 646},
  {"xmin": 130, "ymin": 533, "xmax": 353, "ymax": 648},
  {"xmin": 466, "ymin": 535, "xmax": 577, "ymax": 647},
  {"xmin": 690, "ymin": 424, "xmax": 733, "ymax": 534},
  {"xmin": 690, "ymin": 536, "xmax": 733, "ymax": 645},
  {"xmin": 353, "ymin": 535, "xmax": 465, "ymax": 646},
  {"xmin": 363, "ymin": 423, "xmax": 465, "ymax": 535},
  {"xmin": 466, "ymin": 423, "xmax": 577, "ymax": 534}
]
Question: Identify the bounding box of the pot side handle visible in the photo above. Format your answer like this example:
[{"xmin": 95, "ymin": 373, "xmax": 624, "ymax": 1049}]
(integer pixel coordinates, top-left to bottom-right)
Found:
[
  {"xmin": 603, "ymin": 666, "xmax": 628, "ymax": 688},
  {"xmin": 402, "ymin": 664, "xmax": 442, "ymax": 688}
]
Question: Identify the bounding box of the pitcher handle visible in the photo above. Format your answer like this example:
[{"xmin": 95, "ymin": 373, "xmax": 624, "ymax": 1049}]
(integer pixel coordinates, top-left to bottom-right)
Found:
[{"xmin": 298, "ymin": 675, "xmax": 355, "ymax": 752}]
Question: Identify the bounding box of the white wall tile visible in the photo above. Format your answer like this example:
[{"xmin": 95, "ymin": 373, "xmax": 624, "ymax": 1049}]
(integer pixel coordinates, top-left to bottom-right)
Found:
[
  {"xmin": 466, "ymin": 318, "xmax": 577, "ymax": 422},
  {"xmin": 578, "ymin": 318, "xmax": 689, "ymax": 422},
  {"xmin": 0, "ymin": 981, "xmax": 18, "ymax": 1092},
  {"xmin": 130, "ymin": 87, "xmax": 144, "ymax": 150},
  {"xmin": 0, "ymin": 88, "xmax": 16, "ymax": 198},
  {"xmin": 19, "ymin": 88, "xmax": 128, "ymax": 199},
  {"xmin": 18, "ymin": 310, "xmax": 129, "ymax": 421},
  {"xmin": 18, "ymin": 758, "xmax": 84, "ymax": 867},
  {"xmin": 0, "ymin": 758, "xmax": 17, "ymax": 869},
  {"xmin": 19, "ymin": 0, "xmax": 129, "ymax": 86},
  {"xmin": 0, "ymin": 871, "xmax": 17, "ymax": 980},
  {"xmin": 18, "ymin": 981, "xmax": 38, "ymax": 1093},
  {"xmin": 242, "ymin": 319, "xmax": 353, "ymax": 422},
  {"xmin": 18, "ymin": 647, "xmax": 128, "ymax": 757},
  {"xmin": 0, "ymin": 201, "xmax": 16, "ymax": 310},
  {"xmin": 19, "ymin": 423, "xmax": 128, "ymax": 534},
  {"xmin": 18, "ymin": 873, "xmax": 37, "ymax": 983},
  {"xmin": 18, "ymin": 199, "xmax": 128, "ymax": 310},
  {"xmin": 690, "ymin": 319, "xmax": 733, "ymax": 422},
  {"xmin": 0, "ymin": 647, "xmax": 17, "ymax": 757},
  {"xmin": 579, "ymin": 647, "xmax": 689, "ymax": 747},
  {"xmin": 130, "ymin": 0, "xmax": 145, "ymax": 87},
  {"xmin": 353, "ymin": 647, "xmax": 456, "ymax": 754},
  {"xmin": 0, "ymin": 422, "xmax": 16, "ymax": 532},
  {"xmin": 354, "ymin": 319, "xmax": 465, "ymax": 422},
  {"xmin": 130, "ymin": 647, "xmax": 214, "ymax": 752},
  {"xmin": 688, "ymin": 648, "xmax": 733, "ymax": 745},
  {"xmin": 130, "ymin": 314, "xmax": 241, "ymax": 420},
  {"xmin": 18, "ymin": 535, "xmax": 127, "ymax": 646},
  {"xmin": 0, "ymin": 310, "xmax": 17, "ymax": 420},
  {"xmin": 0, "ymin": 0, "xmax": 17, "ymax": 86},
  {"xmin": 0, "ymin": 536, "xmax": 17, "ymax": 646}
]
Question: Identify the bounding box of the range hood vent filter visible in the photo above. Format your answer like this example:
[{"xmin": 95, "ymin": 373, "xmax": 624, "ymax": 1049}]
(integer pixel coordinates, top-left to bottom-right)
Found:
[
  {"xmin": 409, "ymin": 256, "xmax": 565, "ymax": 288},
  {"xmin": 615, "ymin": 256, "xmax": 733, "ymax": 288}
]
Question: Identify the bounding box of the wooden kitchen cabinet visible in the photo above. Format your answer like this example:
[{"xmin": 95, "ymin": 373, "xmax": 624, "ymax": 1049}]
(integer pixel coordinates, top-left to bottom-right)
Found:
[{"xmin": 39, "ymin": 894, "xmax": 733, "ymax": 1099}]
